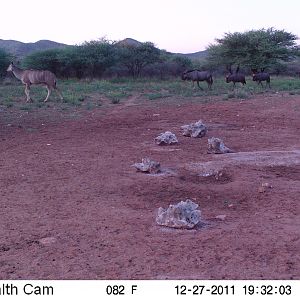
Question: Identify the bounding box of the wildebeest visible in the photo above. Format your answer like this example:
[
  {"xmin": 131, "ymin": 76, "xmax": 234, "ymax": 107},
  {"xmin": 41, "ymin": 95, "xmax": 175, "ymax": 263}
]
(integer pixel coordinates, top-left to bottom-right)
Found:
[
  {"xmin": 7, "ymin": 62, "xmax": 63, "ymax": 102},
  {"xmin": 225, "ymin": 65, "xmax": 246, "ymax": 89},
  {"xmin": 181, "ymin": 70, "xmax": 213, "ymax": 90},
  {"xmin": 251, "ymin": 68, "xmax": 271, "ymax": 88}
]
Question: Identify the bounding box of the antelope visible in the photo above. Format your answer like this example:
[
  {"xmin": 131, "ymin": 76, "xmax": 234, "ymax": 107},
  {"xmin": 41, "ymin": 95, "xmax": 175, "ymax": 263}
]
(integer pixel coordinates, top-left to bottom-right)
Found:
[
  {"xmin": 181, "ymin": 70, "xmax": 213, "ymax": 90},
  {"xmin": 225, "ymin": 65, "xmax": 246, "ymax": 90},
  {"xmin": 251, "ymin": 68, "xmax": 271, "ymax": 88},
  {"xmin": 7, "ymin": 62, "xmax": 63, "ymax": 102}
]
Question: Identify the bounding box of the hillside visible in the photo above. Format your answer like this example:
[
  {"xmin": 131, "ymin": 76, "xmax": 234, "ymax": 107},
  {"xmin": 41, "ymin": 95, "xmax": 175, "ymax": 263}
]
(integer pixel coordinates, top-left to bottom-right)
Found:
[
  {"xmin": 116, "ymin": 38, "xmax": 208, "ymax": 61},
  {"xmin": 0, "ymin": 39, "xmax": 68, "ymax": 58},
  {"xmin": 0, "ymin": 37, "xmax": 207, "ymax": 62},
  {"xmin": 174, "ymin": 50, "xmax": 208, "ymax": 61}
]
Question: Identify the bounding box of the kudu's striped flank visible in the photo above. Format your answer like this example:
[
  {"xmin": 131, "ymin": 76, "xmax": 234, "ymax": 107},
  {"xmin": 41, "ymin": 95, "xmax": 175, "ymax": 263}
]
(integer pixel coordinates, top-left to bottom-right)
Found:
[{"xmin": 7, "ymin": 62, "xmax": 63, "ymax": 102}]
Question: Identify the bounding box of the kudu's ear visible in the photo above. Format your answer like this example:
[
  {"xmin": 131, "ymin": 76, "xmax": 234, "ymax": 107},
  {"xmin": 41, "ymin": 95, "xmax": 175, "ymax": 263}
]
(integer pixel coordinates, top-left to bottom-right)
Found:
[{"xmin": 261, "ymin": 68, "xmax": 265, "ymax": 72}]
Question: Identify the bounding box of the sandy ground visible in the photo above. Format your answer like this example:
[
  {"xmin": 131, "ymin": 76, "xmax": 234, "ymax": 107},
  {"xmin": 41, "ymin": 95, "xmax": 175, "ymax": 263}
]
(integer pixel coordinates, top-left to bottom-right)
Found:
[{"xmin": 0, "ymin": 92, "xmax": 299, "ymax": 279}]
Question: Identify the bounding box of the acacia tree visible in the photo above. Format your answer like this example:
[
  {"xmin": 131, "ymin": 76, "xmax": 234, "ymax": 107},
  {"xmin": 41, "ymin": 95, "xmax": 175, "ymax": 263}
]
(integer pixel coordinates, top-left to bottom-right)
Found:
[
  {"xmin": 118, "ymin": 42, "xmax": 161, "ymax": 77},
  {"xmin": 78, "ymin": 39, "xmax": 117, "ymax": 78},
  {"xmin": 206, "ymin": 28, "xmax": 298, "ymax": 70},
  {"xmin": 23, "ymin": 48, "xmax": 65, "ymax": 75}
]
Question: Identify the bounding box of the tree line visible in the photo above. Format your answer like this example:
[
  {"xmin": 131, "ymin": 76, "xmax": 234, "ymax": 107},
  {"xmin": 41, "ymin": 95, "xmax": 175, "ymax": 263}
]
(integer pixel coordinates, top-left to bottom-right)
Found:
[{"xmin": 0, "ymin": 28, "xmax": 299, "ymax": 80}]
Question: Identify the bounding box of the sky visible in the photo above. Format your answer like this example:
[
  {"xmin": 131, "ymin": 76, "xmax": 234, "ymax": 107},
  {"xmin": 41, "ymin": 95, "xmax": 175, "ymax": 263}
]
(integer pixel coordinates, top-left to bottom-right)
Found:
[{"xmin": 2, "ymin": 0, "xmax": 300, "ymax": 53}]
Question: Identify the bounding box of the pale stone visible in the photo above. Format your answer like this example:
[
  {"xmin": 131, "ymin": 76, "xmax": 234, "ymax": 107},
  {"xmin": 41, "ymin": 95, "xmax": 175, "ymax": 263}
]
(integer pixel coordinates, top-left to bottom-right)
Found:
[
  {"xmin": 156, "ymin": 199, "xmax": 201, "ymax": 229},
  {"xmin": 181, "ymin": 120, "xmax": 207, "ymax": 138},
  {"xmin": 133, "ymin": 158, "xmax": 161, "ymax": 174},
  {"xmin": 155, "ymin": 131, "xmax": 178, "ymax": 145},
  {"xmin": 207, "ymin": 137, "xmax": 234, "ymax": 154}
]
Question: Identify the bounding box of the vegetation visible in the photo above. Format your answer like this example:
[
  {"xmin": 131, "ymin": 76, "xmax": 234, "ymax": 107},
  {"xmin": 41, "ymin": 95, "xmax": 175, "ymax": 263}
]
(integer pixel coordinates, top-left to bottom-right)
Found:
[
  {"xmin": 117, "ymin": 42, "xmax": 161, "ymax": 77},
  {"xmin": 2, "ymin": 28, "xmax": 300, "ymax": 80},
  {"xmin": 0, "ymin": 48, "xmax": 12, "ymax": 79},
  {"xmin": 1, "ymin": 76, "xmax": 300, "ymax": 112},
  {"xmin": 206, "ymin": 28, "xmax": 299, "ymax": 71},
  {"xmin": 21, "ymin": 39, "xmax": 188, "ymax": 79}
]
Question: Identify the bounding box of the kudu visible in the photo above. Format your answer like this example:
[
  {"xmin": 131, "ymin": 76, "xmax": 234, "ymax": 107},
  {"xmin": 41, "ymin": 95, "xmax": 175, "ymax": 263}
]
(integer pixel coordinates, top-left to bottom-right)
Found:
[
  {"xmin": 7, "ymin": 62, "xmax": 63, "ymax": 102},
  {"xmin": 251, "ymin": 68, "xmax": 271, "ymax": 88},
  {"xmin": 181, "ymin": 70, "xmax": 213, "ymax": 90},
  {"xmin": 225, "ymin": 65, "xmax": 246, "ymax": 90}
]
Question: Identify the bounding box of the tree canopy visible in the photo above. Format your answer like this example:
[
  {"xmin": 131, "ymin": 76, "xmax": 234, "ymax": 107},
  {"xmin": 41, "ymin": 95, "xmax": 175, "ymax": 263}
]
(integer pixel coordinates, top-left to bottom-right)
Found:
[
  {"xmin": 117, "ymin": 42, "xmax": 161, "ymax": 77},
  {"xmin": 0, "ymin": 48, "xmax": 12, "ymax": 79},
  {"xmin": 206, "ymin": 28, "xmax": 299, "ymax": 70}
]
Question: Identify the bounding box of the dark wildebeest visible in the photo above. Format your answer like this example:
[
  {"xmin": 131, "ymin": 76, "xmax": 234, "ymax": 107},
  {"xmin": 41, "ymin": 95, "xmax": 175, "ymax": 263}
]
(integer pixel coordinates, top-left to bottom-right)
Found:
[
  {"xmin": 225, "ymin": 65, "xmax": 246, "ymax": 90},
  {"xmin": 7, "ymin": 62, "xmax": 63, "ymax": 102},
  {"xmin": 251, "ymin": 68, "xmax": 271, "ymax": 88},
  {"xmin": 181, "ymin": 70, "xmax": 213, "ymax": 90}
]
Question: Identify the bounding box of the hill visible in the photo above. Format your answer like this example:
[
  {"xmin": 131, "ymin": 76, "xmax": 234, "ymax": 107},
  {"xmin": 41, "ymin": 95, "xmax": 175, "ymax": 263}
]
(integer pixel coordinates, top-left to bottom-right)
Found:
[
  {"xmin": 0, "ymin": 39, "xmax": 68, "ymax": 59},
  {"xmin": 0, "ymin": 37, "xmax": 207, "ymax": 62},
  {"xmin": 116, "ymin": 38, "xmax": 142, "ymax": 47},
  {"xmin": 173, "ymin": 50, "xmax": 208, "ymax": 61},
  {"xmin": 117, "ymin": 38, "xmax": 208, "ymax": 61}
]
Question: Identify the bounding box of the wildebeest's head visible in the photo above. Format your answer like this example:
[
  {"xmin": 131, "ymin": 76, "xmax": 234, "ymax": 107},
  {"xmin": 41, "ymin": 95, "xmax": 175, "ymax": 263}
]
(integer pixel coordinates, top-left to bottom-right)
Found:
[
  {"xmin": 225, "ymin": 65, "xmax": 234, "ymax": 83},
  {"xmin": 181, "ymin": 71, "xmax": 189, "ymax": 81}
]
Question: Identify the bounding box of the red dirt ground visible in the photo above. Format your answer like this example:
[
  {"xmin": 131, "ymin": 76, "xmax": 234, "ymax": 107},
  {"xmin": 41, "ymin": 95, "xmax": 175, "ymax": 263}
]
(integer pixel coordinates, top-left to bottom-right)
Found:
[{"xmin": 0, "ymin": 92, "xmax": 299, "ymax": 279}]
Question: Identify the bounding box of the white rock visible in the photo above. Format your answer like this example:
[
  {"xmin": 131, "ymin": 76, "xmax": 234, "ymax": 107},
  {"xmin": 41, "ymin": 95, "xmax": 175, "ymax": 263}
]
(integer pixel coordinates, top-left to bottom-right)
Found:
[
  {"xmin": 155, "ymin": 131, "xmax": 178, "ymax": 145},
  {"xmin": 133, "ymin": 158, "xmax": 161, "ymax": 174},
  {"xmin": 207, "ymin": 137, "xmax": 234, "ymax": 154},
  {"xmin": 156, "ymin": 199, "xmax": 201, "ymax": 229},
  {"xmin": 181, "ymin": 120, "xmax": 207, "ymax": 138}
]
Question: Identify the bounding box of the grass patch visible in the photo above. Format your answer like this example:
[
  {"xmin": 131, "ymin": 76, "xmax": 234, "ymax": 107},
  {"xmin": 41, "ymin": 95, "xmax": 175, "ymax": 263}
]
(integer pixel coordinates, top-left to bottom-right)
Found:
[{"xmin": 1, "ymin": 76, "xmax": 300, "ymax": 114}]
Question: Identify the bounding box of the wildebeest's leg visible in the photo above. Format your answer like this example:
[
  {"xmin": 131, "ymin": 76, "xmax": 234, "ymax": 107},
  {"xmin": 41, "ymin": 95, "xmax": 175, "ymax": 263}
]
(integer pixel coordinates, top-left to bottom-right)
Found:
[
  {"xmin": 232, "ymin": 82, "xmax": 235, "ymax": 90},
  {"xmin": 197, "ymin": 80, "xmax": 203, "ymax": 90},
  {"xmin": 207, "ymin": 79, "xmax": 212, "ymax": 90},
  {"xmin": 44, "ymin": 86, "xmax": 52, "ymax": 102},
  {"xmin": 259, "ymin": 81, "xmax": 263, "ymax": 88},
  {"xmin": 25, "ymin": 84, "xmax": 32, "ymax": 102},
  {"xmin": 267, "ymin": 80, "xmax": 271, "ymax": 89}
]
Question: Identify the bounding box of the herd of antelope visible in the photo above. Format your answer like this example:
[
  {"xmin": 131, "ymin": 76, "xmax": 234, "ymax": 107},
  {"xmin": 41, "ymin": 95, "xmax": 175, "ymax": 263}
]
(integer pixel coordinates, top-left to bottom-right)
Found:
[
  {"xmin": 6, "ymin": 61, "xmax": 272, "ymax": 102},
  {"xmin": 182, "ymin": 65, "xmax": 272, "ymax": 90}
]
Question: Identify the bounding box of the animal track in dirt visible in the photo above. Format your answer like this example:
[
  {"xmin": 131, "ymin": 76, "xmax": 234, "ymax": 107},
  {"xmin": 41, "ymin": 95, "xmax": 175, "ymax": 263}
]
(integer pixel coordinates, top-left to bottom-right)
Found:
[
  {"xmin": 265, "ymin": 165, "xmax": 300, "ymax": 181},
  {"xmin": 186, "ymin": 150, "xmax": 300, "ymax": 174},
  {"xmin": 177, "ymin": 168, "xmax": 233, "ymax": 185}
]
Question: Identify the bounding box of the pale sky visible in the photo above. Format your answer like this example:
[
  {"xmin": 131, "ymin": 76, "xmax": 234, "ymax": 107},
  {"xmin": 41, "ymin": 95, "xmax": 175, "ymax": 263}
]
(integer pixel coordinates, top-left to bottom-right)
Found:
[{"xmin": 2, "ymin": 0, "xmax": 300, "ymax": 53}]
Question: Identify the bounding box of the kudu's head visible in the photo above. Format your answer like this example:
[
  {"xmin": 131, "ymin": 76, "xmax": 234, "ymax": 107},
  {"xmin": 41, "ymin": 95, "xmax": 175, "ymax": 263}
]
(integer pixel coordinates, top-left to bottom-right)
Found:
[{"xmin": 7, "ymin": 62, "xmax": 14, "ymax": 72}]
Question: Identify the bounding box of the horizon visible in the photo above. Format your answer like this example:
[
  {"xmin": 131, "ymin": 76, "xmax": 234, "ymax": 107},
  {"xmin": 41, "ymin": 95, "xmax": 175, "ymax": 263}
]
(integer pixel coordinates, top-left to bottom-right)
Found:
[{"xmin": 1, "ymin": 0, "xmax": 300, "ymax": 54}]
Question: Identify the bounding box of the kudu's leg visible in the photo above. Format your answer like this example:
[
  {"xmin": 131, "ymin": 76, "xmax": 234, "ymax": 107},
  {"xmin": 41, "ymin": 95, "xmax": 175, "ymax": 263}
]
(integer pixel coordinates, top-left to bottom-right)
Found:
[
  {"xmin": 25, "ymin": 84, "xmax": 32, "ymax": 102},
  {"xmin": 55, "ymin": 86, "xmax": 64, "ymax": 100},
  {"xmin": 44, "ymin": 86, "xmax": 52, "ymax": 102}
]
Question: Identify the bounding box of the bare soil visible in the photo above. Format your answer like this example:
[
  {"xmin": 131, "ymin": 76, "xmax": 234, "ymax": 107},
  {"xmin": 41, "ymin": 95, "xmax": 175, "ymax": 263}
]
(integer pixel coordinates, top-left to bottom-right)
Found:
[{"xmin": 0, "ymin": 92, "xmax": 299, "ymax": 279}]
